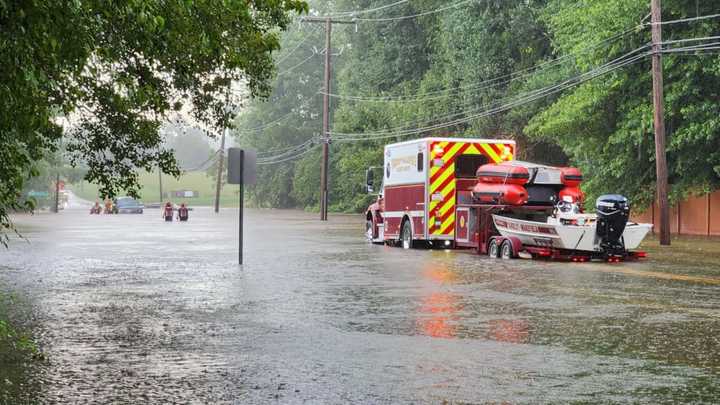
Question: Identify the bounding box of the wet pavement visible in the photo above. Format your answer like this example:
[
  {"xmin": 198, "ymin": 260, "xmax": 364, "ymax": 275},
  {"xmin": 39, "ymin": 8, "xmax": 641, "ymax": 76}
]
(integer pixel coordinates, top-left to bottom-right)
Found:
[{"xmin": 1, "ymin": 207, "xmax": 720, "ymax": 403}]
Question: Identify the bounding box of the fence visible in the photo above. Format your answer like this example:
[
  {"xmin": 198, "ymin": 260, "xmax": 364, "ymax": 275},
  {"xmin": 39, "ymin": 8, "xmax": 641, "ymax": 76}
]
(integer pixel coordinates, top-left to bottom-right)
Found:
[{"xmin": 632, "ymin": 191, "xmax": 720, "ymax": 236}]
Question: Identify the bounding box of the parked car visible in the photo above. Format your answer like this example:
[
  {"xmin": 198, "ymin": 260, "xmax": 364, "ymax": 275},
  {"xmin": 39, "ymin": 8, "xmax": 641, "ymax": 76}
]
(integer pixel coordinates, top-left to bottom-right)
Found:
[{"xmin": 115, "ymin": 197, "xmax": 144, "ymax": 214}]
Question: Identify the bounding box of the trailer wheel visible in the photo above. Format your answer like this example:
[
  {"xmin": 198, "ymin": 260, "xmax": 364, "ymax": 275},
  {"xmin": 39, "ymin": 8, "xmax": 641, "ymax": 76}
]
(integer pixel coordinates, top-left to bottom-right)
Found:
[
  {"xmin": 488, "ymin": 239, "xmax": 500, "ymax": 258},
  {"xmin": 500, "ymin": 240, "xmax": 514, "ymax": 260},
  {"xmin": 401, "ymin": 220, "xmax": 414, "ymax": 249}
]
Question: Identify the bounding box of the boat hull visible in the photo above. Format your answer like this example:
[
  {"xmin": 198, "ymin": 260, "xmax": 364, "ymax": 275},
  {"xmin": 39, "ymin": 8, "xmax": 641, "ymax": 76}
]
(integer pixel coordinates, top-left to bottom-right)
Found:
[{"xmin": 492, "ymin": 215, "xmax": 652, "ymax": 253}]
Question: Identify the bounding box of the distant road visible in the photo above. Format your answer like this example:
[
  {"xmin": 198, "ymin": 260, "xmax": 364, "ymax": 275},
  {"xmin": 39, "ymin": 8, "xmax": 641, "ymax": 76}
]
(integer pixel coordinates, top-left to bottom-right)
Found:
[{"xmin": 65, "ymin": 190, "xmax": 92, "ymax": 209}]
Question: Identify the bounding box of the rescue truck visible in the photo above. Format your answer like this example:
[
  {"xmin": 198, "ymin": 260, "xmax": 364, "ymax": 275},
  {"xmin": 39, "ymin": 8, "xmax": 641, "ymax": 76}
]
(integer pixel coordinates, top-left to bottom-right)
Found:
[
  {"xmin": 365, "ymin": 137, "xmax": 651, "ymax": 261},
  {"xmin": 364, "ymin": 137, "xmax": 516, "ymax": 248}
]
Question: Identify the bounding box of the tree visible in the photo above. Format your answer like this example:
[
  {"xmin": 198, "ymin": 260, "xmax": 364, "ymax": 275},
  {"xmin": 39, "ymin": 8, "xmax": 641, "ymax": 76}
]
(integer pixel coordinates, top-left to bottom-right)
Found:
[
  {"xmin": 164, "ymin": 126, "xmax": 213, "ymax": 171},
  {"xmin": 0, "ymin": 0, "xmax": 308, "ymax": 245},
  {"xmin": 526, "ymin": 0, "xmax": 720, "ymax": 207}
]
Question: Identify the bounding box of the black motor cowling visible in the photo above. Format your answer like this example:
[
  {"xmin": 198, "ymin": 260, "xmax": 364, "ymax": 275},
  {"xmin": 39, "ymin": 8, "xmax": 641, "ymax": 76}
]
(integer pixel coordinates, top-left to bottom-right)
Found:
[{"xmin": 595, "ymin": 195, "xmax": 630, "ymax": 254}]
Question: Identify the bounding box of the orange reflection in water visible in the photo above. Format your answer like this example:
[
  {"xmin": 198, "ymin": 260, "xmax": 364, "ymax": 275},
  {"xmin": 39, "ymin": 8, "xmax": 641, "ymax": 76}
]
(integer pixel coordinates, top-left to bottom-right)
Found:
[
  {"xmin": 487, "ymin": 319, "xmax": 529, "ymax": 344},
  {"xmin": 422, "ymin": 263, "xmax": 459, "ymax": 284},
  {"xmin": 417, "ymin": 292, "xmax": 459, "ymax": 338},
  {"xmin": 417, "ymin": 262, "xmax": 462, "ymax": 339}
]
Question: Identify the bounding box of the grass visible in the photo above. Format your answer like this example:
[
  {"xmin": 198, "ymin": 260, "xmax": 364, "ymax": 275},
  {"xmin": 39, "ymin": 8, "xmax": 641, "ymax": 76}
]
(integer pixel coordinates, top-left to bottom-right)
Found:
[
  {"xmin": 69, "ymin": 170, "xmax": 242, "ymax": 207},
  {"xmin": 640, "ymin": 234, "xmax": 720, "ymax": 275}
]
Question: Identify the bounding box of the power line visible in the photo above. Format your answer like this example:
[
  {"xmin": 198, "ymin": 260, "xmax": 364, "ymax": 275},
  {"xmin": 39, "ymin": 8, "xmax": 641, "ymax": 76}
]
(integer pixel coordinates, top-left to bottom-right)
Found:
[
  {"xmin": 650, "ymin": 13, "xmax": 720, "ymax": 26},
  {"xmin": 276, "ymin": 25, "xmax": 322, "ymax": 66},
  {"xmin": 183, "ymin": 149, "xmax": 220, "ymax": 171},
  {"xmin": 257, "ymin": 140, "xmax": 320, "ymax": 165},
  {"xmin": 661, "ymin": 35, "xmax": 720, "ymax": 46},
  {"xmin": 277, "ymin": 51, "xmax": 317, "ymax": 76},
  {"xmin": 248, "ymin": 43, "xmax": 655, "ymax": 159},
  {"xmin": 257, "ymin": 138, "xmax": 318, "ymax": 160},
  {"xmin": 257, "ymin": 138, "xmax": 318, "ymax": 157},
  {"xmin": 350, "ymin": 0, "xmax": 477, "ymax": 22},
  {"xmin": 332, "ymin": 47, "xmax": 648, "ymax": 138},
  {"xmin": 235, "ymin": 93, "xmax": 320, "ymax": 134},
  {"xmin": 331, "ymin": 46, "xmax": 650, "ymax": 140},
  {"xmin": 327, "ymin": 0, "xmax": 409, "ymax": 17},
  {"xmin": 322, "ymin": 24, "xmax": 643, "ymax": 102}
]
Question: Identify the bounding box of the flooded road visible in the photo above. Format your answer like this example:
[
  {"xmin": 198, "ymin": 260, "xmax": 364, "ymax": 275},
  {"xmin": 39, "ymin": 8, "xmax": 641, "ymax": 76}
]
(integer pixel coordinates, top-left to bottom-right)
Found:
[{"xmin": 1, "ymin": 208, "xmax": 720, "ymax": 403}]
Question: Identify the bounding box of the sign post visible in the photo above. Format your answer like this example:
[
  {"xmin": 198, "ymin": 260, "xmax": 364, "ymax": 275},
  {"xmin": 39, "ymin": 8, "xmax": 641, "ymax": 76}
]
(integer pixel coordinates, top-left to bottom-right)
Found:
[{"xmin": 227, "ymin": 148, "xmax": 256, "ymax": 265}]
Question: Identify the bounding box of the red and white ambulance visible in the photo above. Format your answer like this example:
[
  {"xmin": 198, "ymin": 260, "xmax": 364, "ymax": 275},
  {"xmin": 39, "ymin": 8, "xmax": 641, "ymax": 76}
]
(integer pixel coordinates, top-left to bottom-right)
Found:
[{"xmin": 365, "ymin": 137, "xmax": 516, "ymax": 248}]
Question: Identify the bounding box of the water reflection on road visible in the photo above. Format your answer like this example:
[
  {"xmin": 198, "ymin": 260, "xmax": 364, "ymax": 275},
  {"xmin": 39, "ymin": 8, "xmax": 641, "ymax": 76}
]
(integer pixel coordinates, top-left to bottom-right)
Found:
[{"xmin": 1, "ymin": 208, "xmax": 719, "ymax": 403}]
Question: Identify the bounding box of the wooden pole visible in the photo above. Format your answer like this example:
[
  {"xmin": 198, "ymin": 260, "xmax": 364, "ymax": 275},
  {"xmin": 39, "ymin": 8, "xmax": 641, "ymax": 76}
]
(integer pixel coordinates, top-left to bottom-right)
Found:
[
  {"xmin": 214, "ymin": 128, "xmax": 227, "ymax": 214},
  {"xmin": 651, "ymin": 0, "xmax": 671, "ymax": 245},
  {"xmin": 54, "ymin": 172, "xmax": 60, "ymax": 213},
  {"xmin": 320, "ymin": 18, "xmax": 331, "ymax": 221},
  {"xmin": 301, "ymin": 17, "xmax": 354, "ymax": 221},
  {"xmin": 158, "ymin": 169, "xmax": 163, "ymax": 203}
]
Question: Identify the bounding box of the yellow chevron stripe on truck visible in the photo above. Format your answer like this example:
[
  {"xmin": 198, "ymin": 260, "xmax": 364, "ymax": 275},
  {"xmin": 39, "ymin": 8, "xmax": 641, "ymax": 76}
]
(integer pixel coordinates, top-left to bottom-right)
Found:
[{"xmin": 428, "ymin": 141, "xmax": 514, "ymax": 237}]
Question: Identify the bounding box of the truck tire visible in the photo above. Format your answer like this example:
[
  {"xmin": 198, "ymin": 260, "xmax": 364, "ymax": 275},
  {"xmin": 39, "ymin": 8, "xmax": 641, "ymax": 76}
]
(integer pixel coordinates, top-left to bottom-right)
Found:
[
  {"xmin": 488, "ymin": 239, "xmax": 500, "ymax": 258},
  {"xmin": 500, "ymin": 240, "xmax": 514, "ymax": 260},
  {"xmin": 401, "ymin": 220, "xmax": 414, "ymax": 249}
]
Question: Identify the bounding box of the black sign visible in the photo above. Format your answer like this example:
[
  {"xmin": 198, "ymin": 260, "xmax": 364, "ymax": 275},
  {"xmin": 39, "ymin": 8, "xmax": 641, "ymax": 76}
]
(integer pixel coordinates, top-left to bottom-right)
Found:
[{"xmin": 227, "ymin": 148, "xmax": 257, "ymax": 185}]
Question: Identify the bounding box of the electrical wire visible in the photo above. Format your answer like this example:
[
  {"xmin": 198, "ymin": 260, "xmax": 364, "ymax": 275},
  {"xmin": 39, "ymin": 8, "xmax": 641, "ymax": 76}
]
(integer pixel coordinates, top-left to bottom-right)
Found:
[
  {"xmin": 330, "ymin": 46, "xmax": 650, "ymax": 140},
  {"xmin": 275, "ymin": 25, "xmax": 321, "ymax": 66},
  {"xmin": 327, "ymin": 0, "xmax": 409, "ymax": 17},
  {"xmin": 257, "ymin": 137, "xmax": 319, "ymax": 159},
  {"xmin": 182, "ymin": 149, "xmax": 220, "ymax": 171},
  {"xmin": 235, "ymin": 92, "xmax": 320, "ymax": 134},
  {"xmin": 257, "ymin": 145, "xmax": 320, "ymax": 165},
  {"xmin": 650, "ymin": 13, "xmax": 720, "ymax": 26},
  {"xmin": 322, "ymin": 24, "xmax": 643, "ymax": 102},
  {"xmin": 277, "ymin": 51, "xmax": 317, "ymax": 76},
  {"xmin": 246, "ymin": 44, "xmax": 652, "ymax": 160},
  {"xmin": 350, "ymin": 0, "xmax": 477, "ymax": 22},
  {"xmin": 257, "ymin": 141, "xmax": 321, "ymax": 165},
  {"xmin": 332, "ymin": 47, "xmax": 648, "ymax": 138},
  {"xmin": 256, "ymin": 138, "xmax": 318, "ymax": 161}
]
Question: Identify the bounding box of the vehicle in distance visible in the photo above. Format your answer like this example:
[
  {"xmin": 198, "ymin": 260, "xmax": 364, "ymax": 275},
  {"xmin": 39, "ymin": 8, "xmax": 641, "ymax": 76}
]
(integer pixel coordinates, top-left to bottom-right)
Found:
[{"xmin": 115, "ymin": 197, "xmax": 144, "ymax": 214}]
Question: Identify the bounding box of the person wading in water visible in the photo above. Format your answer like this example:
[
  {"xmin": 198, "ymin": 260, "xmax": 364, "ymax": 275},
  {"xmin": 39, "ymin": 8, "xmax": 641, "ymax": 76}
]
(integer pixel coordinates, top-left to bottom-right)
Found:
[
  {"xmin": 163, "ymin": 202, "xmax": 173, "ymax": 221},
  {"xmin": 177, "ymin": 203, "xmax": 189, "ymax": 221}
]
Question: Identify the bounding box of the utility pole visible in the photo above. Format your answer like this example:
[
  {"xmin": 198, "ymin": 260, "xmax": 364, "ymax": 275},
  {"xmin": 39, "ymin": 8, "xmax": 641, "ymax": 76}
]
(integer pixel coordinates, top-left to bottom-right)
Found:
[
  {"xmin": 651, "ymin": 0, "xmax": 671, "ymax": 245},
  {"xmin": 158, "ymin": 170, "xmax": 163, "ymax": 203},
  {"xmin": 214, "ymin": 127, "xmax": 227, "ymax": 214},
  {"xmin": 54, "ymin": 172, "xmax": 60, "ymax": 213},
  {"xmin": 302, "ymin": 17, "xmax": 354, "ymax": 221}
]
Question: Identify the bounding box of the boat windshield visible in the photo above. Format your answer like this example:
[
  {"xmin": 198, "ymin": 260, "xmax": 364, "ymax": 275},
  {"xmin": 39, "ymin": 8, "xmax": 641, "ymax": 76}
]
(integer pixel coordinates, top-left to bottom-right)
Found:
[{"xmin": 532, "ymin": 167, "xmax": 562, "ymax": 184}]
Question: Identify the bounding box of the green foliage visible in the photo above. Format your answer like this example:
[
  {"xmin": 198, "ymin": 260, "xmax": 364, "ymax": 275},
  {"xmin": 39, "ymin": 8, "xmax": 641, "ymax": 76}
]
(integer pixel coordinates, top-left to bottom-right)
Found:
[
  {"xmin": 1, "ymin": 0, "xmax": 307, "ymax": 241},
  {"xmin": 237, "ymin": 0, "xmax": 720, "ymax": 213},
  {"xmin": 527, "ymin": 0, "xmax": 720, "ymax": 206}
]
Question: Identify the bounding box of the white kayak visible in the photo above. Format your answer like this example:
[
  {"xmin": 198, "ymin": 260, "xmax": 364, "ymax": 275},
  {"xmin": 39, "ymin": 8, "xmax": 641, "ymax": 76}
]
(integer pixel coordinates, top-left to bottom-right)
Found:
[{"xmin": 492, "ymin": 214, "xmax": 653, "ymax": 253}]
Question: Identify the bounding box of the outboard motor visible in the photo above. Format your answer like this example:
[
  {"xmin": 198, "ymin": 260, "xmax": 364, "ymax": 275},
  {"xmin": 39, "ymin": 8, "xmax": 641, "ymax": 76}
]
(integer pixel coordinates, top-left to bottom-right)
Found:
[{"xmin": 595, "ymin": 195, "xmax": 630, "ymax": 255}]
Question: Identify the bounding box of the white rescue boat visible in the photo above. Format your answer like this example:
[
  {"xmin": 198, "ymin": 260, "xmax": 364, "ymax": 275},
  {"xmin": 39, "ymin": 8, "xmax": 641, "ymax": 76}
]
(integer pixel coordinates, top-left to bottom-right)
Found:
[{"xmin": 492, "ymin": 198, "xmax": 653, "ymax": 254}]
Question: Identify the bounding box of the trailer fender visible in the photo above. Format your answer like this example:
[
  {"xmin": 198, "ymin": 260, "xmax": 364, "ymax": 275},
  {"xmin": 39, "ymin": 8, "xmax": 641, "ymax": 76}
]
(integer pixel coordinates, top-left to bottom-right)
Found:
[
  {"xmin": 507, "ymin": 236, "xmax": 523, "ymax": 255},
  {"xmin": 495, "ymin": 236, "xmax": 523, "ymax": 258}
]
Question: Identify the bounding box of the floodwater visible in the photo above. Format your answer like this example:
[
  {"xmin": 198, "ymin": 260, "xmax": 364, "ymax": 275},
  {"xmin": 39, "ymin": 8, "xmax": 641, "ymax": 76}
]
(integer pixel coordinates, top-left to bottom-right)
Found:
[{"xmin": 1, "ymin": 206, "xmax": 720, "ymax": 403}]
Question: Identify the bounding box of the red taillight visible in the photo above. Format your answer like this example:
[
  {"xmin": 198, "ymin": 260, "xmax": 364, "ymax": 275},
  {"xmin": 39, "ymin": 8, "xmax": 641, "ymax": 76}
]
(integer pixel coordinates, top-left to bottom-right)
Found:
[
  {"xmin": 538, "ymin": 249, "xmax": 551, "ymax": 257},
  {"xmin": 635, "ymin": 251, "xmax": 648, "ymax": 258}
]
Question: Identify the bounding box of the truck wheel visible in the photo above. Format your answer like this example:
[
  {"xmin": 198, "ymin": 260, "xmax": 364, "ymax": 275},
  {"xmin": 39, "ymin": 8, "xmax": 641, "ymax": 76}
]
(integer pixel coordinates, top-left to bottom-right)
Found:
[
  {"xmin": 401, "ymin": 220, "xmax": 414, "ymax": 249},
  {"xmin": 500, "ymin": 240, "xmax": 514, "ymax": 260},
  {"xmin": 488, "ymin": 239, "xmax": 500, "ymax": 258}
]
